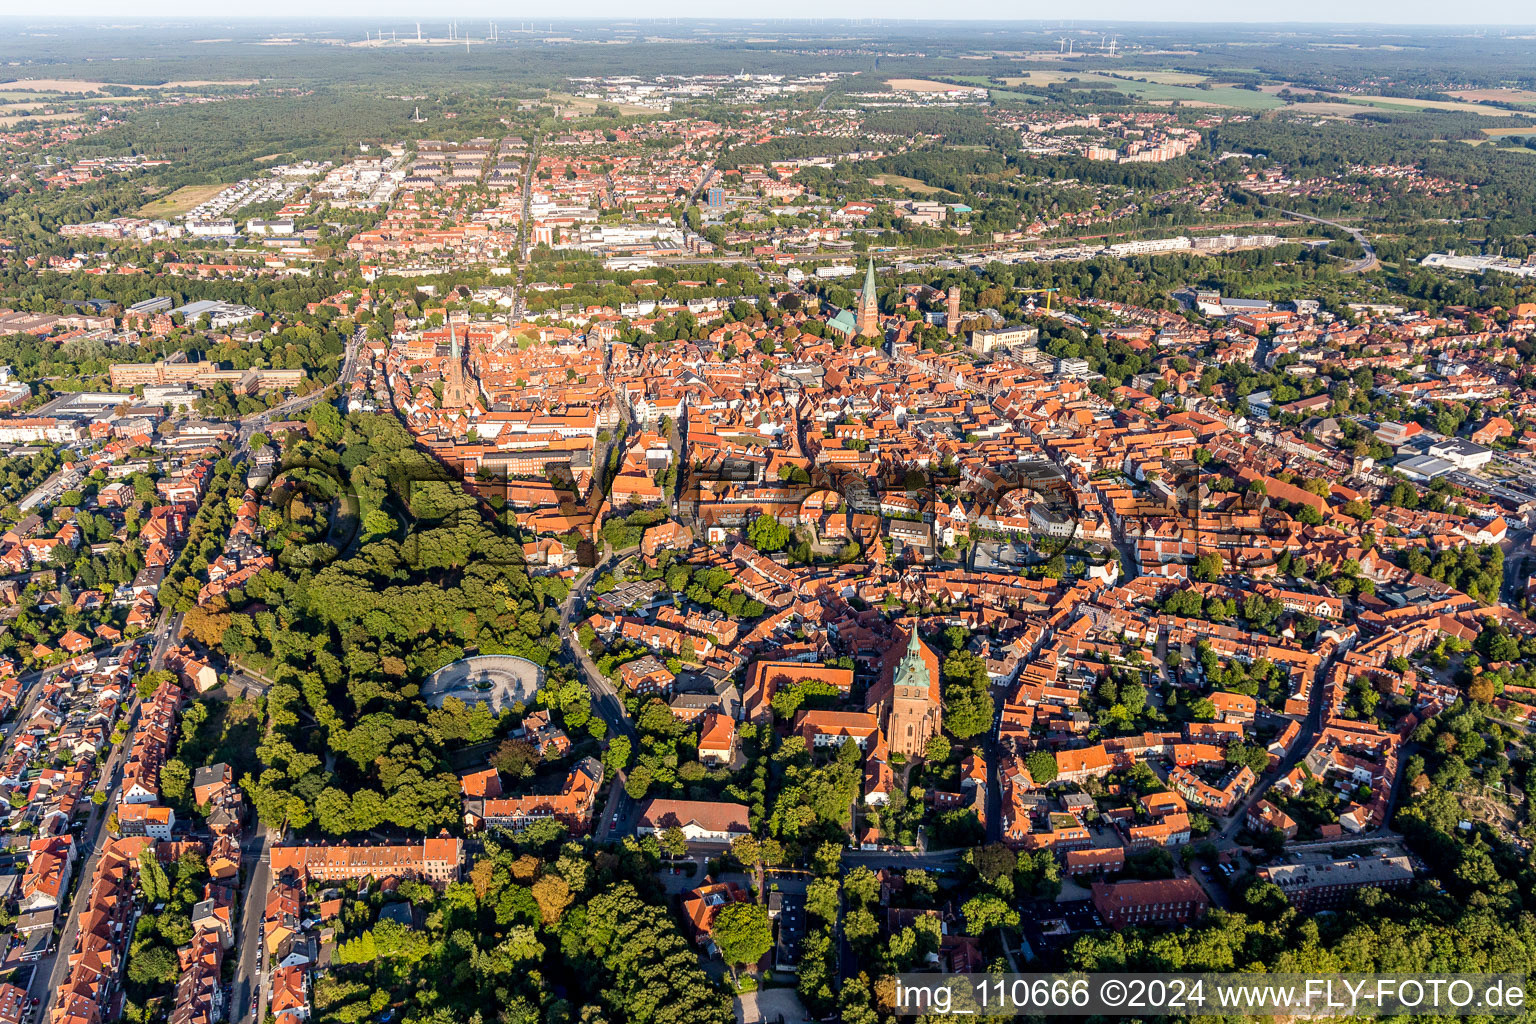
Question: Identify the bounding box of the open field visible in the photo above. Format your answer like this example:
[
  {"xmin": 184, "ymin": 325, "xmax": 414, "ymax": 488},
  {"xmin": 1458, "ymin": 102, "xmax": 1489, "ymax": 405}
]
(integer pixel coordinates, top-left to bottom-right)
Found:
[
  {"xmin": 545, "ymin": 91, "xmax": 661, "ymax": 116},
  {"xmin": 1335, "ymin": 95, "xmax": 1522, "ymax": 116},
  {"xmin": 986, "ymin": 70, "xmax": 1281, "ymax": 110},
  {"xmin": 1146, "ymin": 99, "xmax": 1228, "ymax": 109},
  {"xmin": 885, "ymin": 78, "xmax": 969, "ymax": 92},
  {"xmin": 136, "ymin": 183, "xmax": 232, "ymax": 218},
  {"xmin": 1450, "ymin": 88, "xmax": 1536, "ymax": 104},
  {"xmin": 1, "ymin": 92, "xmax": 138, "ymax": 102},
  {"xmin": 0, "ymin": 78, "xmax": 257, "ymax": 92},
  {"xmin": 1483, "ymin": 125, "xmax": 1536, "ymax": 137},
  {"xmin": 1286, "ymin": 101, "xmax": 1389, "ymax": 117},
  {"xmin": 869, "ymin": 174, "xmax": 953, "ymax": 195},
  {"xmin": 985, "ymin": 90, "xmax": 1045, "ymax": 105},
  {"xmin": 0, "ymin": 111, "xmax": 86, "ymax": 127},
  {"xmin": 1261, "ymin": 83, "xmax": 1526, "ymax": 117},
  {"xmin": 1133, "ymin": 71, "xmax": 1212, "ymax": 85}
]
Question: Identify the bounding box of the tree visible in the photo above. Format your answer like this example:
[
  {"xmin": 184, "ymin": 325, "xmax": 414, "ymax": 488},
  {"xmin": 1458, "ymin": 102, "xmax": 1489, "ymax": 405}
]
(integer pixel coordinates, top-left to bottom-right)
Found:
[
  {"xmin": 583, "ymin": 883, "xmax": 734, "ymax": 1022},
  {"xmin": 961, "ymin": 894, "xmax": 1019, "ymax": 935},
  {"xmin": 659, "ymin": 826, "xmax": 689, "ymax": 859},
  {"xmin": 971, "ymin": 843, "xmax": 1018, "ymax": 888},
  {"xmin": 1024, "ymin": 750, "xmax": 1058, "ymax": 784},
  {"xmin": 923, "ymin": 734, "xmax": 951, "ymax": 763},
  {"xmin": 135, "ymin": 669, "xmax": 174, "ymax": 702},
  {"xmin": 843, "ymin": 907, "xmax": 879, "ymax": 946},
  {"xmin": 711, "ymin": 901, "xmax": 772, "ymax": 981},
  {"xmin": 1194, "ymin": 551, "xmax": 1224, "ymax": 582},
  {"xmin": 603, "ymin": 735, "xmax": 631, "ymax": 776},
  {"xmin": 161, "ymin": 758, "xmax": 191, "ymax": 802},
  {"xmin": 747, "ymin": 513, "xmax": 790, "ymax": 554},
  {"xmin": 942, "ymin": 650, "xmax": 993, "ymax": 740},
  {"xmin": 126, "ymin": 944, "xmax": 178, "ymax": 986},
  {"xmin": 624, "ymin": 765, "xmax": 654, "ymax": 799},
  {"xmin": 315, "ymin": 788, "xmax": 353, "ymax": 835},
  {"xmin": 490, "ymin": 738, "xmax": 539, "ymax": 778},
  {"xmin": 843, "ymin": 866, "xmax": 880, "ymax": 906},
  {"xmin": 731, "ymin": 833, "xmax": 762, "ymax": 870},
  {"xmin": 530, "ymin": 874, "xmax": 573, "ymax": 927},
  {"xmin": 363, "ymin": 509, "xmax": 396, "ymax": 535},
  {"xmin": 806, "ymin": 878, "xmax": 840, "ymax": 923},
  {"xmin": 1468, "ymin": 675, "xmax": 1496, "ymax": 704}
]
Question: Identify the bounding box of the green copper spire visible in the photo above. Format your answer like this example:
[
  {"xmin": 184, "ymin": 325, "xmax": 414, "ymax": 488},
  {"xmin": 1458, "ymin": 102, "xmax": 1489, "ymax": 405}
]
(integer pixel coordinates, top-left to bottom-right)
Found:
[
  {"xmin": 863, "ymin": 259, "xmax": 877, "ymax": 304},
  {"xmin": 894, "ymin": 629, "xmax": 929, "ymax": 692}
]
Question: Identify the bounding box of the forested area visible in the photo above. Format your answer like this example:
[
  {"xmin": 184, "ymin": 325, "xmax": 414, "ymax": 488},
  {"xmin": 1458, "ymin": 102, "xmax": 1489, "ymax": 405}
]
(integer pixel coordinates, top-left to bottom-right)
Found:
[
  {"xmin": 1212, "ymin": 116, "xmax": 1536, "ymax": 244},
  {"xmin": 0, "ymin": 260, "xmax": 361, "ymax": 315},
  {"xmin": 309, "ymin": 834, "xmax": 732, "ymax": 1024},
  {"xmin": 186, "ymin": 412, "xmax": 568, "ymax": 834}
]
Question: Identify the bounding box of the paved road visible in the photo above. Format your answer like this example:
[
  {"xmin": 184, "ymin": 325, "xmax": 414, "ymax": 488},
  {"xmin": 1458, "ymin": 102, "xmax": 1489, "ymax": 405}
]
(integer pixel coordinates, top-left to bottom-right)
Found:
[
  {"xmin": 230, "ymin": 827, "xmax": 273, "ymax": 1024},
  {"xmin": 234, "ymin": 325, "xmax": 362, "ymax": 445},
  {"xmin": 1214, "ymin": 640, "xmax": 1337, "ymax": 848},
  {"xmin": 510, "ymin": 135, "xmax": 539, "ymax": 318},
  {"xmin": 1269, "ymin": 206, "xmax": 1379, "ymax": 272},
  {"xmin": 594, "ymin": 771, "xmax": 630, "ymax": 843},
  {"xmin": 148, "ymin": 609, "xmax": 186, "ymax": 672},
  {"xmin": 686, "ymin": 162, "xmax": 717, "ymax": 207},
  {"xmin": 558, "ymin": 545, "xmax": 637, "ymax": 741},
  {"xmin": 839, "ymin": 847, "xmax": 966, "ymax": 868},
  {"xmin": 29, "ymin": 642, "xmax": 152, "ymax": 1015}
]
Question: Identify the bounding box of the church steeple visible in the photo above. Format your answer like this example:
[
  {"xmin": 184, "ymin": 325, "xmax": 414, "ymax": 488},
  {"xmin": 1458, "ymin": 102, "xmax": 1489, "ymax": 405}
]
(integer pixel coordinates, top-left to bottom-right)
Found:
[
  {"xmin": 441, "ymin": 320, "xmax": 473, "ymax": 411},
  {"xmin": 895, "ymin": 629, "xmax": 928, "ymax": 690},
  {"xmin": 856, "ymin": 259, "xmax": 880, "ymax": 339},
  {"xmin": 882, "ymin": 627, "xmax": 940, "ymax": 758}
]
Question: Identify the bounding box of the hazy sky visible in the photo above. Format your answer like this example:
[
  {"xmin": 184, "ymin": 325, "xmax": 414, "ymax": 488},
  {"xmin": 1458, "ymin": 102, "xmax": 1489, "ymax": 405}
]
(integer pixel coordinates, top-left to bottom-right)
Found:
[{"xmin": 30, "ymin": 2, "xmax": 1536, "ymax": 25}]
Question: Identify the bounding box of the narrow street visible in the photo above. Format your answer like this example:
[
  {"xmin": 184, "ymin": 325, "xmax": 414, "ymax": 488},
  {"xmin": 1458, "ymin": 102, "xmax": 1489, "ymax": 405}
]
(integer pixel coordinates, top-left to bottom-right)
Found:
[
  {"xmin": 28, "ymin": 629, "xmax": 161, "ymax": 1014},
  {"xmin": 558, "ymin": 544, "xmax": 638, "ymax": 741},
  {"xmin": 229, "ymin": 827, "xmax": 273, "ymax": 1024}
]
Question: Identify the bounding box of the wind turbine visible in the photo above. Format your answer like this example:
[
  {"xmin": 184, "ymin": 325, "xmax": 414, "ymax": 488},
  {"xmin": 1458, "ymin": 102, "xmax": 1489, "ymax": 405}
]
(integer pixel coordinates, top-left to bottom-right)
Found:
[{"xmin": 1057, "ymin": 37, "xmax": 1068, "ymax": 53}]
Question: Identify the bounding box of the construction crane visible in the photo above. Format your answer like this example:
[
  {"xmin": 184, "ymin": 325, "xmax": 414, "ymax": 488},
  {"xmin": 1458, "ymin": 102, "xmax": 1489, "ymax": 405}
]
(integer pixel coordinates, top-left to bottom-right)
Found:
[{"xmin": 1019, "ymin": 286, "xmax": 1061, "ymax": 312}]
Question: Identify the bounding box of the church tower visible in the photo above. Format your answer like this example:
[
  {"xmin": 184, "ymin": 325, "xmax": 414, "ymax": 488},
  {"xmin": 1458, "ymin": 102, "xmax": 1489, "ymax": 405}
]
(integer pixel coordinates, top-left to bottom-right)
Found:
[
  {"xmin": 856, "ymin": 259, "xmax": 880, "ymax": 339},
  {"xmin": 441, "ymin": 321, "xmax": 473, "ymax": 410},
  {"xmin": 883, "ymin": 630, "xmax": 942, "ymax": 758},
  {"xmin": 946, "ymin": 285, "xmax": 961, "ymax": 336}
]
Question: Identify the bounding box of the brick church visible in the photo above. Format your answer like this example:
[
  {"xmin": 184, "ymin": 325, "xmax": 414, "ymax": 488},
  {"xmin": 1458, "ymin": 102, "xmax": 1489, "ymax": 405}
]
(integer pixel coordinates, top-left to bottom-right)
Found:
[{"xmin": 866, "ymin": 628, "xmax": 942, "ymax": 758}]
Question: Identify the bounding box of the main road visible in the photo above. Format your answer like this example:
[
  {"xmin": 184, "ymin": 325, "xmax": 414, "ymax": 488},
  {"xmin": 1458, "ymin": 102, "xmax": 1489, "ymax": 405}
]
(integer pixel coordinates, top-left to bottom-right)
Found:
[
  {"xmin": 557, "ymin": 544, "xmax": 637, "ymax": 741},
  {"xmin": 27, "ymin": 621, "xmax": 177, "ymax": 1015},
  {"xmin": 1266, "ymin": 205, "xmax": 1380, "ymax": 273},
  {"xmin": 229, "ymin": 827, "xmax": 274, "ymax": 1024},
  {"xmin": 234, "ymin": 324, "xmax": 363, "ymax": 447}
]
